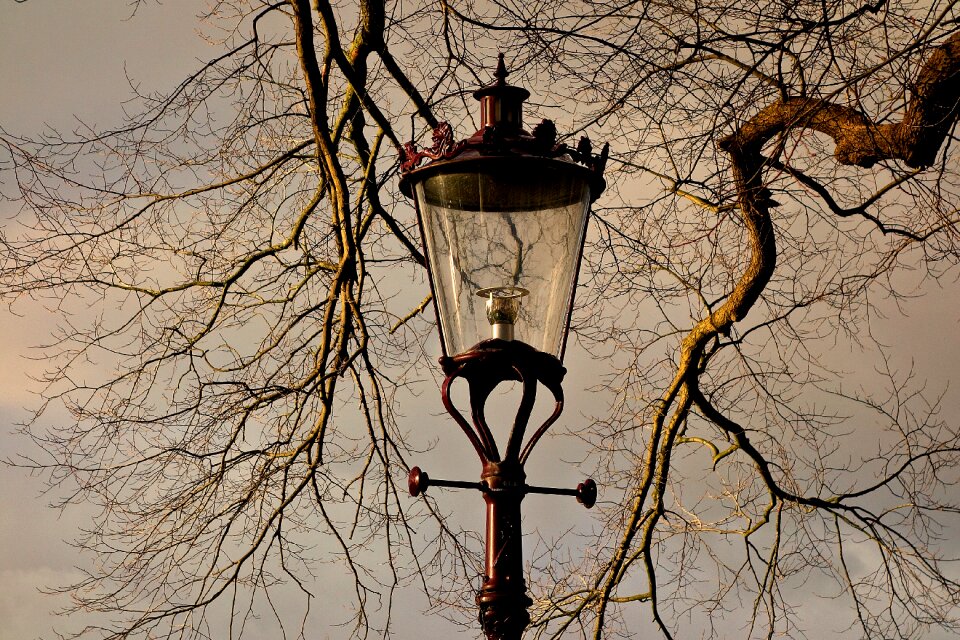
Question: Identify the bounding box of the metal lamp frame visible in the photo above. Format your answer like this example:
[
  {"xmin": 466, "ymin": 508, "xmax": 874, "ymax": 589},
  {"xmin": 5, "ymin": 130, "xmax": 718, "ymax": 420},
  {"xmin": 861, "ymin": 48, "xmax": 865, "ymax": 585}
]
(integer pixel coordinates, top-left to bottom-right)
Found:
[{"xmin": 401, "ymin": 56, "xmax": 607, "ymax": 640}]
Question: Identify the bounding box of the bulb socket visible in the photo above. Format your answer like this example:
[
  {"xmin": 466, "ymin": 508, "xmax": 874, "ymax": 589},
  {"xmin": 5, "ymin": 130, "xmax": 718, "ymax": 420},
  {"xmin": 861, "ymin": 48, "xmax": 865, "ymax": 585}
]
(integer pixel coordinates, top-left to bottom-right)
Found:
[
  {"xmin": 478, "ymin": 286, "xmax": 529, "ymax": 341},
  {"xmin": 491, "ymin": 323, "xmax": 515, "ymax": 341}
]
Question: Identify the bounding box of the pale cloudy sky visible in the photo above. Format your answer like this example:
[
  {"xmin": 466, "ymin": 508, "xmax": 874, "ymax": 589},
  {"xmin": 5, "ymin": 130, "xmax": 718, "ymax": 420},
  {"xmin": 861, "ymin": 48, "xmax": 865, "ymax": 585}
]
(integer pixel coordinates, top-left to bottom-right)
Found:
[
  {"xmin": 2, "ymin": 3, "xmax": 960, "ymax": 640},
  {"xmin": 0, "ymin": 6, "xmax": 208, "ymax": 639}
]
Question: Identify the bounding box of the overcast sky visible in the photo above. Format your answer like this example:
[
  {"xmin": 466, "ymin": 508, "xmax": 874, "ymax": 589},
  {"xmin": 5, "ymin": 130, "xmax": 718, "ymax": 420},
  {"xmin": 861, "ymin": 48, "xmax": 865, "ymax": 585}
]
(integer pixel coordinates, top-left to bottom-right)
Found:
[
  {"xmin": 2, "ymin": 3, "xmax": 960, "ymax": 640},
  {"xmin": 1, "ymin": 4, "xmax": 225, "ymax": 639}
]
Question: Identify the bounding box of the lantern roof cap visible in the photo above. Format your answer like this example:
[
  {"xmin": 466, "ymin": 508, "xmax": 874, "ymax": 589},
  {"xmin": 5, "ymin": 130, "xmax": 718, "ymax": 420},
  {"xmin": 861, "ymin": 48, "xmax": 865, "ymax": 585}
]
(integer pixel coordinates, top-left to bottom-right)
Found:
[
  {"xmin": 472, "ymin": 54, "xmax": 530, "ymax": 132},
  {"xmin": 473, "ymin": 53, "xmax": 526, "ymax": 97},
  {"xmin": 399, "ymin": 56, "xmax": 608, "ymax": 200}
]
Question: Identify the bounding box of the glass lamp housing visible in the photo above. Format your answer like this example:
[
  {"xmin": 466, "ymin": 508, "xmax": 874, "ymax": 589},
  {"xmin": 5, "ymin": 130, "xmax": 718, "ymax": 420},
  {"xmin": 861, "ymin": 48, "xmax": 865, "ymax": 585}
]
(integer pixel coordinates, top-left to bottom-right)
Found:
[{"xmin": 412, "ymin": 156, "xmax": 592, "ymax": 358}]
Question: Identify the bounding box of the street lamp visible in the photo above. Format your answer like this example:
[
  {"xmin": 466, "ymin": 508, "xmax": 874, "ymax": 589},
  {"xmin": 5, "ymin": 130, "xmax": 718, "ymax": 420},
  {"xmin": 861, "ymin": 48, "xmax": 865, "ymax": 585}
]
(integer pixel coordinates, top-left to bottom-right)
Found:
[{"xmin": 400, "ymin": 55, "xmax": 607, "ymax": 640}]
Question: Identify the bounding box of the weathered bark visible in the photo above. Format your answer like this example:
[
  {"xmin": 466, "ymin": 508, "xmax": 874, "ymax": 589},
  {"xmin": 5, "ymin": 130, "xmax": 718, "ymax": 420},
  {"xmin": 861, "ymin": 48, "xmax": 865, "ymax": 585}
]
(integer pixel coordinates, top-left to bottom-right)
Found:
[
  {"xmin": 721, "ymin": 32, "xmax": 960, "ymax": 170},
  {"xmin": 713, "ymin": 32, "xmax": 960, "ymax": 356}
]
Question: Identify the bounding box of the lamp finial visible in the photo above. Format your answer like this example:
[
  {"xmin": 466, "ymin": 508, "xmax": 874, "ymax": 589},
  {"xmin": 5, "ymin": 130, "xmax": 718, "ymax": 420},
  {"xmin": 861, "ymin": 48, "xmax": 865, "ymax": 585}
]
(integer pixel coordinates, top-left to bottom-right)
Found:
[
  {"xmin": 495, "ymin": 53, "xmax": 508, "ymax": 86},
  {"xmin": 474, "ymin": 55, "xmax": 529, "ymax": 131}
]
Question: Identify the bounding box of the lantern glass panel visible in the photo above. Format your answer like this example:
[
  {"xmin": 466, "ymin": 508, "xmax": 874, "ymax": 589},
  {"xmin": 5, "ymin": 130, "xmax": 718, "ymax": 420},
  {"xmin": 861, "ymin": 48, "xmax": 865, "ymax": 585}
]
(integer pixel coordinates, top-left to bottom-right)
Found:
[{"xmin": 416, "ymin": 158, "xmax": 591, "ymax": 358}]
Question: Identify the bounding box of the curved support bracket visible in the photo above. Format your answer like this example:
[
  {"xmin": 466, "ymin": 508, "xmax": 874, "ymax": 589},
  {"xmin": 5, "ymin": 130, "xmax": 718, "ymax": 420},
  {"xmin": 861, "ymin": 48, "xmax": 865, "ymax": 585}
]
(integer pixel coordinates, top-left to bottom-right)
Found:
[{"xmin": 439, "ymin": 339, "xmax": 565, "ymax": 467}]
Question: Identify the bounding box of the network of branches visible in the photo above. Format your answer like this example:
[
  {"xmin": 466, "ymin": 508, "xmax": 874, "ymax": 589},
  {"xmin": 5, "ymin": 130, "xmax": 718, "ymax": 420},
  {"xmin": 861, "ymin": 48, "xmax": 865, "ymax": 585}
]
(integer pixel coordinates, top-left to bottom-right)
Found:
[{"xmin": 2, "ymin": 0, "xmax": 960, "ymax": 638}]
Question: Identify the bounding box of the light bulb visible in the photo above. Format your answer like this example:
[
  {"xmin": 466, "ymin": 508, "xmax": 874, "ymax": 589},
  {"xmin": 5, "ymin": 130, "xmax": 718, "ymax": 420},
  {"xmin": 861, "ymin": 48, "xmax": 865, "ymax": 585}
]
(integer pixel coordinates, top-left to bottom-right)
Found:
[{"xmin": 476, "ymin": 285, "xmax": 529, "ymax": 341}]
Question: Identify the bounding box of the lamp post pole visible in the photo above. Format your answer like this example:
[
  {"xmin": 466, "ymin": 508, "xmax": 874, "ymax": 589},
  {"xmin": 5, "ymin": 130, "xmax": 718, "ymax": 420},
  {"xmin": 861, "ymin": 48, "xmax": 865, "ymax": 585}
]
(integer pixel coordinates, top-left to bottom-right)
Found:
[{"xmin": 400, "ymin": 56, "xmax": 606, "ymax": 640}]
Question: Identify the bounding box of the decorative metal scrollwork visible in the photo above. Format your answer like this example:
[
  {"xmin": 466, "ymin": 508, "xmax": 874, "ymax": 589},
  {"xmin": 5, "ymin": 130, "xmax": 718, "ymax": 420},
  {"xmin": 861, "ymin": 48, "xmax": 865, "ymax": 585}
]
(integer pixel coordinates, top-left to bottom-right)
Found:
[
  {"xmin": 400, "ymin": 122, "xmax": 466, "ymax": 172},
  {"xmin": 400, "ymin": 120, "xmax": 609, "ymax": 187}
]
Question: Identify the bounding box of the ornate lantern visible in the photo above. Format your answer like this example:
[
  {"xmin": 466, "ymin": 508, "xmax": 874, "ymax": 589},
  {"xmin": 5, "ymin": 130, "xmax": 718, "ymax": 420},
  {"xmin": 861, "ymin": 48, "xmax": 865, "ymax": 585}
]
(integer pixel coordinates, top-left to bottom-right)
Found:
[{"xmin": 400, "ymin": 56, "xmax": 607, "ymax": 640}]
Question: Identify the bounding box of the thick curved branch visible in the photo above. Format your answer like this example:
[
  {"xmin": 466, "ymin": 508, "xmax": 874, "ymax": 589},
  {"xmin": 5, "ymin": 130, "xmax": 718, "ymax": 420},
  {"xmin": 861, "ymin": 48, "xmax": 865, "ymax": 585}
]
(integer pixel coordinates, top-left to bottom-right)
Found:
[
  {"xmin": 720, "ymin": 33, "xmax": 960, "ymax": 169},
  {"xmin": 590, "ymin": 27, "xmax": 960, "ymax": 640}
]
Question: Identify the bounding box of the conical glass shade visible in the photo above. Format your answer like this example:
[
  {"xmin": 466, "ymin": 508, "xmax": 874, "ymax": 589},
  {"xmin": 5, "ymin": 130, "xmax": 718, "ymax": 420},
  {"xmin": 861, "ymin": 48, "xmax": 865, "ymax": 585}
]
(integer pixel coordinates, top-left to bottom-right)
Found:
[{"xmin": 414, "ymin": 157, "xmax": 592, "ymax": 358}]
